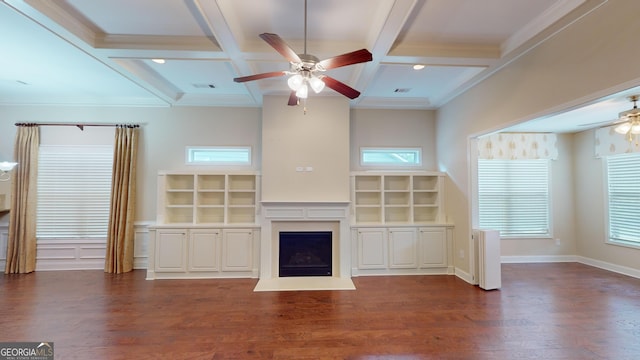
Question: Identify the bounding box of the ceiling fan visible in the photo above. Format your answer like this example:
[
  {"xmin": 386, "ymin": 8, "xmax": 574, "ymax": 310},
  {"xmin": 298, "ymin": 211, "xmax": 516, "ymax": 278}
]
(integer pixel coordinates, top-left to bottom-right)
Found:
[
  {"xmin": 579, "ymin": 95, "xmax": 640, "ymax": 135},
  {"xmin": 233, "ymin": 0, "xmax": 373, "ymax": 106}
]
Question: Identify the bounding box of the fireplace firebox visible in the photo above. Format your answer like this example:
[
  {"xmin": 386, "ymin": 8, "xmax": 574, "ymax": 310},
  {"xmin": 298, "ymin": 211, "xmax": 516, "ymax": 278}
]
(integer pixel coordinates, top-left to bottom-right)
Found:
[{"xmin": 278, "ymin": 231, "xmax": 332, "ymax": 277}]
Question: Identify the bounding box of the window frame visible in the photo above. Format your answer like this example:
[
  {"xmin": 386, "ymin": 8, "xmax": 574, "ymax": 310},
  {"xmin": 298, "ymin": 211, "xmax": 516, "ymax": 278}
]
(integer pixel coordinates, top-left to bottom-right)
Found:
[
  {"xmin": 185, "ymin": 146, "xmax": 252, "ymax": 166},
  {"xmin": 604, "ymin": 152, "xmax": 640, "ymax": 249},
  {"xmin": 359, "ymin": 147, "xmax": 422, "ymax": 168},
  {"xmin": 477, "ymin": 158, "xmax": 553, "ymax": 239}
]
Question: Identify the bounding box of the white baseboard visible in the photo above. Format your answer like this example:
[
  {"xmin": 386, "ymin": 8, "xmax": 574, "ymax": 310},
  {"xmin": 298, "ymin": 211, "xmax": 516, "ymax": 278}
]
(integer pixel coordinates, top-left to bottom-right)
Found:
[
  {"xmin": 134, "ymin": 256, "xmax": 148, "ymax": 270},
  {"xmin": 36, "ymin": 259, "xmax": 104, "ymax": 271},
  {"xmin": 455, "ymin": 267, "xmax": 474, "ymax": 284},
  {"xmin": 501, "ymin": 255, "xmax": 578, "ymax": 263},
  {"xmin": 576, "ymin": 256, "xmax": 640, "ymax": 279},
  {"xmin": 500, "ymin": 255, "xmax": 640, "ymax": 279}
]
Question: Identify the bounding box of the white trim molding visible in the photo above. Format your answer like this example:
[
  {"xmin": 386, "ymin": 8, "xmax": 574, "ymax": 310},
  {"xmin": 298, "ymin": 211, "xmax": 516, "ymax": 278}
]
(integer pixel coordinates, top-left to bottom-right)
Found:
[
  {"xmin": 576, "ymin": 256, "xmax": 640, "ymax": 279},
  {"xmin": 501, "ymin": 255, "xmax": 578, "ymax": 263},
  {"xmin": 0, "ymin": 221, "xmax": 150, "ymax": 271}
]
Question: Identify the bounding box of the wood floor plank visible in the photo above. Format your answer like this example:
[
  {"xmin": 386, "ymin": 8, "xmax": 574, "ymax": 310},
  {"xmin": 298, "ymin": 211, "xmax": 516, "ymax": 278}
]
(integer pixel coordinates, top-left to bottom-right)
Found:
[{"xmin": 1, "ymin": 263, "xmax": 639, "ymax": 359}]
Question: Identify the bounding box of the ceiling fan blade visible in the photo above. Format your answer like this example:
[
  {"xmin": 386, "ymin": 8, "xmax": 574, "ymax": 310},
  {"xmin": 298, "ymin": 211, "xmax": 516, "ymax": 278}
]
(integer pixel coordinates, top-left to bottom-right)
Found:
[
  {"xmin": 317, "ymin": 49, "xmax": 372, "ymax": 70},
  {"xmin": 259, "ymin": 33, "xmax": 302, "ymax": 63},
  {"xmin": 288, "ymin": 91, "xmax": 299, "ymax": 106},
  {"xmin": 579, "ymin": 118, "xmax": 620, "ymax": 127},
  {"xmin": 233, "ymin": 71, "xmax": 286, "ymax": 83},
  {"xmin": 320, "ymin": 76, "xmax": 361, "ymax": 99}
]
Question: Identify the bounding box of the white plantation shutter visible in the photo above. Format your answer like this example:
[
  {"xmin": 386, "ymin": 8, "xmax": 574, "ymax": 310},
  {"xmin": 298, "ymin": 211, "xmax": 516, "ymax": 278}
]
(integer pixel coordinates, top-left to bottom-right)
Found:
[
  {"xmin": 37, "ymin": 145, "xmax": 113, "ymax": 238},
  {"xmin": 478, "ymin": 159, "xmax": 551, "ymax": 237},
  {"xmin": 606, "ymin": 153, "xmax": 640, "ymax": 246}
]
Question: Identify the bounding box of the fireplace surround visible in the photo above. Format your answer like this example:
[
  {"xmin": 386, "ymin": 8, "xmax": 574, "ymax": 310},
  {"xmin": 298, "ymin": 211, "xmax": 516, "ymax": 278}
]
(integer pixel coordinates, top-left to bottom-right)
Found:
[{"xmin": 254, "ymin": 202, "xmax": 355, "ymax": 291}]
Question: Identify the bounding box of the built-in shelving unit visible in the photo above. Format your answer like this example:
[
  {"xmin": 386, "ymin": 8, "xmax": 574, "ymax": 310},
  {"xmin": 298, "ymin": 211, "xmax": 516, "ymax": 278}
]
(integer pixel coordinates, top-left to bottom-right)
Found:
[
  {"xmin": 148, "ymin": 171, "xmax": 260, "ymax": 280},
  {"xmin": 350, "ymin": 171, "xmax": 451, "ymax": 276},
  {"xmin": 158, "ymin": 172, "xmax": 259, "ymax": 225},
  {"xmin": 351, "ymin": 172, "xmax": 444, "ymax": 225}
]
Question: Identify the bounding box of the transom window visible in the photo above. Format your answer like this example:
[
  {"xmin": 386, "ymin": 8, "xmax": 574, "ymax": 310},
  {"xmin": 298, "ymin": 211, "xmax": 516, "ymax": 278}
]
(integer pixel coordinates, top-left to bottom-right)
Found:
[
  {"xmin": 186, "ymin": 146, "xmax": 251, "ymax": 166},
  {"xmin": 360, "ymin": 147, "xmax": 422, "ymax": 167},
  {"xmin": 477, "ymin": 159, "xmax": 551, "ymax": 238},
  {"xmin": 605, "ymin": 153, "xmax": 640, "ymax": 248}
]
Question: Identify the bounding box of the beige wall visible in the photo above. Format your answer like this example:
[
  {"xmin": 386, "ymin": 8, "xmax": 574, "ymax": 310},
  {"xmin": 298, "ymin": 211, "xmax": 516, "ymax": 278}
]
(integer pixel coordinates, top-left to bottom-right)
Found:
[
  {"xmin": 350, "ymin": 109, "xmax": 437, "ymax": 171},
  {"xmin": 573, "ymin": 130, "xmax": 640, "ymax": 269},
  {"xmin": 0, "ymin": 105, "xmax": 263, "ymax": 223},
  {"xmin": 1, "ymin": 102, "xmax": 436, "ymax": 224},
  {"xmin": 437, "ymin": 0, "xmax": 640, "ymax": 274},
  {"xmin": 261, "ymin": 95, "xmax": 351, "ymax": 202}
]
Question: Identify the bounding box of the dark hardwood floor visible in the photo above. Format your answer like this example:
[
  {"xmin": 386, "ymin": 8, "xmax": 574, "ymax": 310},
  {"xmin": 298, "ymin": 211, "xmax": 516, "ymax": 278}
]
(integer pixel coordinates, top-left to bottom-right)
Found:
[{"xmin": 1, "ymin": 263, "xmax": 639, "ymax": 359}]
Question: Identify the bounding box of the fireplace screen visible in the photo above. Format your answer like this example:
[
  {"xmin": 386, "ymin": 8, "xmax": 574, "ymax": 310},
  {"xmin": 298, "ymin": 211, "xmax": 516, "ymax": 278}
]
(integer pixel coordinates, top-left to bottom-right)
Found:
[{"xmin": 279, "ymin": 231, "xmax": 332, "ymax": 277}]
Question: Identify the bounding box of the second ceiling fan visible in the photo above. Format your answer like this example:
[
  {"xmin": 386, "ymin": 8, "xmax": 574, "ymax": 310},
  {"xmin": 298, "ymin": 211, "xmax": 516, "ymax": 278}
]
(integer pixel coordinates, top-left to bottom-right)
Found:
[{"xmin": 233, "ymin": 0, "xmax": 373, "ymax": 106}]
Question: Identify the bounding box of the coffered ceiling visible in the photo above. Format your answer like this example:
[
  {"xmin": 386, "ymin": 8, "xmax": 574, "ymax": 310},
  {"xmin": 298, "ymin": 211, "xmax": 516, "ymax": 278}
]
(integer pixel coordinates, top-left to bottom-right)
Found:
[{"xmin": 1, "ymin": 0, "xmax": 635, "ymax": 132}]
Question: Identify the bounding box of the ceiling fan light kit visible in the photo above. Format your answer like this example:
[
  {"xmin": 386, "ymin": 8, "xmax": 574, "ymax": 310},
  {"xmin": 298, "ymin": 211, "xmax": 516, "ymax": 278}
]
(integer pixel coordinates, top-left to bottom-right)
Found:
[
  {"xmin": 232, "ymin": 0, "xmax": 372, "ymax": 110},
  {"xmin": 614, "ymin": 95, "xmax": 640, "ymax": 141}
]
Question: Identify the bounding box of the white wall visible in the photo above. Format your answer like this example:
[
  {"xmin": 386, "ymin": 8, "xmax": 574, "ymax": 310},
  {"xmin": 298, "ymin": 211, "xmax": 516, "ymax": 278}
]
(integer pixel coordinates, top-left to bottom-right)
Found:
[
  {"xmin": 437, "ymin": 0, "xmax": 640, "ymax": 274},
  {"xmin": 350, "ymin": 109, "xmax": 436, "ymax": 171},
  {"xmin": 262, "ymin": 95, "xmax": 350, "ymax": 202}
]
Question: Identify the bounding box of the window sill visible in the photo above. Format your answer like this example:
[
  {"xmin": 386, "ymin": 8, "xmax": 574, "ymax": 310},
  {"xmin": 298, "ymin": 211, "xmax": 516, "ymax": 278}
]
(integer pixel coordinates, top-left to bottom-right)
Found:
[{"xmin": 606, "ymin": 239, "xmax": 640, "ymax": 250}]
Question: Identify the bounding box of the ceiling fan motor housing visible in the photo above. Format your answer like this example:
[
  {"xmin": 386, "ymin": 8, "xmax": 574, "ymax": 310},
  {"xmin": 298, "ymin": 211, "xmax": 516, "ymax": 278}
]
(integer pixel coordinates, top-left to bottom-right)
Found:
[{"xmin": 293, "ymin": 53, "xmax": 322, "ymax": 72}]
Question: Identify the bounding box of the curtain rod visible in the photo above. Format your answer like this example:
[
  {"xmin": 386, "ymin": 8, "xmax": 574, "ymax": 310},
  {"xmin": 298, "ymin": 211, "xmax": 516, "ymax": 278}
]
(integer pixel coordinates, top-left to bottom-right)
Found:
[{"xmin": 15, "ymin": 123, "xmax": 140, "ymax": 130}]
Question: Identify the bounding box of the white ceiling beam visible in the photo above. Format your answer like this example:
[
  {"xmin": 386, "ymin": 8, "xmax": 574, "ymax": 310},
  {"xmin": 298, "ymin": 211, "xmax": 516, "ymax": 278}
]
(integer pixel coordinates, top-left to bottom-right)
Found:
[
  {"xmin": 351, "ymin": 0, "xmax": 419, "ymax": 106},
  {"xmin": 193, "ymin": 0, "xmax": 264, "ymax": 104}
]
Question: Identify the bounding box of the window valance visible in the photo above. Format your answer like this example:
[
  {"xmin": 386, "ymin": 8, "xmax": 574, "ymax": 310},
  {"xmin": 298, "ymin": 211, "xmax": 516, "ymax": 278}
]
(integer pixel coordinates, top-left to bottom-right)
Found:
[
  {"xmin": 477, "ymin": 133, "xmax": 558, "ymax": 160},
  {"xmin": 594, "ymin": 126, "xmax": 640, "ymax": 157}
]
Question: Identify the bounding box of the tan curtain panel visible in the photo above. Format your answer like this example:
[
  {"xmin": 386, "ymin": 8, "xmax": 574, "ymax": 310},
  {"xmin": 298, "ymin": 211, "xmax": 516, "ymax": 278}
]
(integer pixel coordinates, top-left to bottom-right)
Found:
[
  {"xmin": 5, "ymin": 125, "xmax": 40, "ymax": 274},
  {"xmin": 594, "ymin": 126, "xmax": 640, "ymax": 157},
  {"xmin": 477, "ymin": 133, "xmax": 558, "ymax": 160},
  {"xmin": 104, "ymin": 126, "xmax": 139, "ymax": 274}
]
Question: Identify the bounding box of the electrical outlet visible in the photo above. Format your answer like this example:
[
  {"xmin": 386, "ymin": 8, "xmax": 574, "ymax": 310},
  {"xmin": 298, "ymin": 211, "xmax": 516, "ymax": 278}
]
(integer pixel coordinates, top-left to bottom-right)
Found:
[
  {"xmin": 459, "ymin": 249, "xmax": 465, "ymax": 259},
  {"xmin": 555, "ymin": 238, "xmax": 561, "ymax": 246}
]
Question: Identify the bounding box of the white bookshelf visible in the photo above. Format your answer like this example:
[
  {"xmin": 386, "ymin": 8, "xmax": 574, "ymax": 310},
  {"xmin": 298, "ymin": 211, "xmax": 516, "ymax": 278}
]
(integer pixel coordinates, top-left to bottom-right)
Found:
[
  {"xmin": 351, "ymin": 172, "xmax": 444, "ymax": 225},
  {"xmin": 157, "ymin": 172, "xmax": 259, "ymax": 225},
  {"xmin": 148, "ymin": 171, "xmax": 260, "ymax": 280}
]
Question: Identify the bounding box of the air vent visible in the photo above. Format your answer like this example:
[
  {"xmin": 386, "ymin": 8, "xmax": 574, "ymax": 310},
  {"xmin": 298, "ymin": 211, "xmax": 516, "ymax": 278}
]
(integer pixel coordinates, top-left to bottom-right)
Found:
[
  {"xmin": 193, "ymin": 84, "xmax": 216, "ymax": 89},
  {"xmin": 394, "ymin": 88, "xmax": 410, "ymax": 93}
]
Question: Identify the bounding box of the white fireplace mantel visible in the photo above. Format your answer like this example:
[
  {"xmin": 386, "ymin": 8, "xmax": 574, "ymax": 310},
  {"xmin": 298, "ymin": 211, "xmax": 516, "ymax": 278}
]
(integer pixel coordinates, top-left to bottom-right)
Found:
[{"xmin": 254, "ymin": 201, "xmax": 355, "ymax": 291}]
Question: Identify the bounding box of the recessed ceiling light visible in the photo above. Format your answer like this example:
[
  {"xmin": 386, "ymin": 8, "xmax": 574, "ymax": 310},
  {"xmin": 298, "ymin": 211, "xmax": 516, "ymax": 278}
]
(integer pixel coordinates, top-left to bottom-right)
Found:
[
  {"xmin": 413, "ymin": 64, "xmax": 425, "ymax": 70},
  {"xmin": 151, "ymin": 59, "xmax": 166, "ymax": 64}
]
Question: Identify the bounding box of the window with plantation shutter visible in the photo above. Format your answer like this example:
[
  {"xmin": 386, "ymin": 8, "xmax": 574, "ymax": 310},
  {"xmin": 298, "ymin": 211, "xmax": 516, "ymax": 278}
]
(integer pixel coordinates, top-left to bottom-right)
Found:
[
  {"xmin": 478, "ymin": 159, "xmax": 551, "ymax": 237},
  {"xmin": 606, "ymin": 153, "xmax": 640, "ymax": 247},
  {"xmin": 36, "ymin": 145, "xmax": 113, "ymax": 239}
]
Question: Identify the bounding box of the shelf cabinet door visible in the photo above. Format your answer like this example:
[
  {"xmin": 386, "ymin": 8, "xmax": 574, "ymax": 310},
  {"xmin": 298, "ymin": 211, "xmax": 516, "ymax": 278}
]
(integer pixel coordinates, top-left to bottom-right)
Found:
[
  {"xmin": 419, "ymin": 228, "xmax": 447, "ymax": 268},
  {"xmin": 221, "ymin": 229, "xmax": 253, "ymax": 271},
  {"xmin": 155, "ymin": 229, "xmax": 188, "ymax": 272},
  {"xmin": 188, "ymin": 229, "xmax": 220, "ymax": 272},
  {"xmin": 388, "ymin": 228, "xmax": 417, "ymax": 268},
  {"xmin": 357, "ymin": 228, "xmax": 387, "ymax": 269}
]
